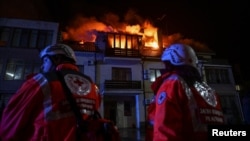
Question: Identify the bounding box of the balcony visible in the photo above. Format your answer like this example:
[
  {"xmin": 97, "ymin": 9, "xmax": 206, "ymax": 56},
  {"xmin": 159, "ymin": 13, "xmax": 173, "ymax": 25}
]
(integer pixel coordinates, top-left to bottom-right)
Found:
[
  {"xmin": 104, "ymin": 80, "xmax": 142, "ymax": 90},
  {"xmin": 105, "ymin": 48, "xmax": 141, "ymax": 58}
]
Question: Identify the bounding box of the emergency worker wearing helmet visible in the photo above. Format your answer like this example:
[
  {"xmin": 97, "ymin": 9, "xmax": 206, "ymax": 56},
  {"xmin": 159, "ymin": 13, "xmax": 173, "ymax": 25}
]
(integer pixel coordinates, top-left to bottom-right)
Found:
[
  {"xmin": 151, "ymin": 43, "xmax": 225, "ymax": 141},
  {"xmin": 0, "ymin": 43, "xmax": 102, "ymax": 141}
]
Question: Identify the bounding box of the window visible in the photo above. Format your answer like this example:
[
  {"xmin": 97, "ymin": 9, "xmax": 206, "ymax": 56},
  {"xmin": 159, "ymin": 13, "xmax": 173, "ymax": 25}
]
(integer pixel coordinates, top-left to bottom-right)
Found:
[
  {"xmin": 149, "ymin": 68, "xmax": 162, "ymax": 82},
  {"xmin": 107, "ymin": 33, "xmax": 141, "ymax": 57},
  {"xmin": 20, "ymin": 29, "xmax": 30, "ymax": 47},
  {"xmin": 29, "ymin": 30, "xmax": 38, "ymax": 48},
  {"xmin": 36, "ymin": 30, "xmax": 53, "ymax": 49},
  {"xmin": 4, "ymin": 58, "xmax": 40, "ymax": 80},
  {"xmin": 4, "ymin": 27, "xmax": 54, "ymax": 49},
  {"xmin": 37, "ymin": 31, "xmax": 47, "ymax": 48},
  {"xmin": 108, "ymin": 33, "xmax": 142, "ymax": 50},
  {"xmin": 114, "ymin": 34, "xmax": 120, "ymax": 48},
  {"xmin": 0, "ymin": 27, "xmax": 11, "ymax": 47},
  {"xmin": 121, "ymin": 35, "xmax": 126, "ymax": 49},
  {"xmin": 11, "ymin": 28, "xmax": 22, "ymax": 47},
  {"xmin": 204, "ymin": 66, "xmax": 230, "ymax": 84},
  {"xmin": 132, "ymin": 36, "xmax": 139, "ymax": 49},
  {"xmin": 112, "ymin": 67, "xmax": 131, "ymax": 81}
]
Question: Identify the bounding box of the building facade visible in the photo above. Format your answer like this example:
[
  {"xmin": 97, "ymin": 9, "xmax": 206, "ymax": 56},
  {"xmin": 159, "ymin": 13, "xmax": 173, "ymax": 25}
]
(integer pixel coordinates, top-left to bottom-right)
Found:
[{"xmin": 0, "ymin": 18, "xmax": 59, "ymax": 115}]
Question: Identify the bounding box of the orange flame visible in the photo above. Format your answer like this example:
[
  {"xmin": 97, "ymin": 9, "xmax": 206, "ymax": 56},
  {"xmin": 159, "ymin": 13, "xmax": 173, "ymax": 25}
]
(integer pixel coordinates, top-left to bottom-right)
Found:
[
  {"xmin": 62, "ymin": 13, "xmax": 159, "ymax": 49},
  {"xmin": 143, "ymin": 20, "xmax": 159, "ymax": 48}
]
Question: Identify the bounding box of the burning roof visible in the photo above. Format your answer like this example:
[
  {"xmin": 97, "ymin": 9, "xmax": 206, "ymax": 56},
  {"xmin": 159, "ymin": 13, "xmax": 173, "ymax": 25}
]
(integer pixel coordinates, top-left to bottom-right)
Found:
[
  {"xmin": 61, "ymin": 10, "xmax": 214, "ymax": 54},
  {"xmin": 61, "ymin": 10, "xmax": 159, "ymax": 48}
]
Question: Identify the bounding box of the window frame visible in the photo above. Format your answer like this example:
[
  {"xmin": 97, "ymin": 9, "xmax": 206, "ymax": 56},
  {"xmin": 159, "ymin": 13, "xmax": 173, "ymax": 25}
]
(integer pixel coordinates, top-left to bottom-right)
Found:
[
  {"xmin": 202, "ymin": 64, "xmax": 231, "ymax": 84},
  {"xmin": 112, "ymin": 67, "xmax": 132, "ymax": 81},
  {"xmin": 4, "ymin": 58, "xmax": 40, "ymax": 80}
]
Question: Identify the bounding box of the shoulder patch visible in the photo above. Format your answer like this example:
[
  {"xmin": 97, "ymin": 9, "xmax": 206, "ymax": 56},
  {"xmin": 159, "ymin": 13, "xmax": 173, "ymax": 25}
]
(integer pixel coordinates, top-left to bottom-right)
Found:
[
  {"xmin": 157, "ymin": 92, "xmax": 167, "ymax": 105},
  {"xmin": 64, "ymin": 74, "xmax": 91, "ymax": 95}
]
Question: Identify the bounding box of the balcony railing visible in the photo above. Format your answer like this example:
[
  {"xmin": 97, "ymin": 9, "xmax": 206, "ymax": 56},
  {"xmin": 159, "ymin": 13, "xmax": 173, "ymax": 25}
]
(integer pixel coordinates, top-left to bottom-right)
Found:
[
  {"xmin": 105, "ymin": 48, "xmax": 141, "ymax": 58},
  {"xmin": 104, "ymin": 80, "xmax": 141, "ymax": 89}
]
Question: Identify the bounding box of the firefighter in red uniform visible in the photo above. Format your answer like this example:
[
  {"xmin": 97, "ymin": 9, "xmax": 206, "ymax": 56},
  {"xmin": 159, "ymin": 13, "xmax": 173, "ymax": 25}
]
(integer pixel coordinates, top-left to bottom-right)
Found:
[
  {"xmin": 0, "ymin": 44, "xmax": 101, "ymax": 141},
  {"xmin": 145, "ymin": 75, "xmax": 164, "ymax": 141},
  {"xmin": 152, "ymin": 43, "xmax": 225, "ymax": 141}
]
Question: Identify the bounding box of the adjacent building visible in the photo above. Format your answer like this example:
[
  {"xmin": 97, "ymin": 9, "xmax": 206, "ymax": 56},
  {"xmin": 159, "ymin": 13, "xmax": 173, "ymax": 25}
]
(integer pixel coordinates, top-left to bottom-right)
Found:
[{"xmin": 0, "ymin": 18, "xmax": 59, "ymax": 113}]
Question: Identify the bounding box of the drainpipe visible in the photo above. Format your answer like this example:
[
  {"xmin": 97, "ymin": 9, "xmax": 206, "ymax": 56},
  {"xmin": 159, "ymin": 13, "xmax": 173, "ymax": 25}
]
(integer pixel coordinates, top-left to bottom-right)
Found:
[{"xmin": 141, "ymin": 56, "xmax": 147, "ymax": 130}]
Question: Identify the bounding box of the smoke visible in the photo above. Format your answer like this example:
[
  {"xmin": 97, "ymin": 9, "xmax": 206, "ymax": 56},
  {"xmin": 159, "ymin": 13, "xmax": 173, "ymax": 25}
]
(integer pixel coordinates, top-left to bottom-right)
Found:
[{"xmin": 162, "ymin": 33, "xmax": 211, "ymax": 52}]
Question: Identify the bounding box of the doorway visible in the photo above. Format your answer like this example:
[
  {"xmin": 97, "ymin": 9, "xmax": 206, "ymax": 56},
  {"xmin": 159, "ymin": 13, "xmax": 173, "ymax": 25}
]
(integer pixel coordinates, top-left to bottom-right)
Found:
[{"xmin": 104, "ymin": 100, "xmax": 117, "ymax": 125}]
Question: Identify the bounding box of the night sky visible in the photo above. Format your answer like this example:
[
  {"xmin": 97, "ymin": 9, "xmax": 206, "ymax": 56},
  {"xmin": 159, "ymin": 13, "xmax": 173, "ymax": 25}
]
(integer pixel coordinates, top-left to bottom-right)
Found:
[{"xmin": 0, "ymin": 0, "xmax": 249, "ymax": 81}]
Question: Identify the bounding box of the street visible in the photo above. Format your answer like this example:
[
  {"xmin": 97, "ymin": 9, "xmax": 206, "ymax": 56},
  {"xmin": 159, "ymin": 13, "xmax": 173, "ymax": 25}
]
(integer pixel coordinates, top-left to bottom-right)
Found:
[{"xmin": 119, "ymin": 128, "xmax": 145, "ymax": 141}]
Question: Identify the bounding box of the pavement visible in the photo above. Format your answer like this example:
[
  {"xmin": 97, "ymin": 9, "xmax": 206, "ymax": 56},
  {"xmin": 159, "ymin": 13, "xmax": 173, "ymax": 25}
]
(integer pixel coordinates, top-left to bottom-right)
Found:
[{"xmin": 118, "ymin": 128, "xmax": 146, "ymax": 141}]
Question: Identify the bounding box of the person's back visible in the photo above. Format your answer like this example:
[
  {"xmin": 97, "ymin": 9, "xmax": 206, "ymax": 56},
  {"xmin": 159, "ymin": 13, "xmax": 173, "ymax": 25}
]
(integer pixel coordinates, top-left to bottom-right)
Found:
[
  {"xmin": 152, "ymin": 43, "xmax": 225, "ymax": 141},
  {"xmin": 0, "ymin": 44, "xmax": 101, "ymax": 141}
]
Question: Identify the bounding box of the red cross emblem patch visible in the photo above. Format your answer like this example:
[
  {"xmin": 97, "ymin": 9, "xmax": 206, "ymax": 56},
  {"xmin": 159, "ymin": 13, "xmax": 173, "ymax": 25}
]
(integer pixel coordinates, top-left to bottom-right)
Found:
[{"xmin": 64, "ymin": 74, "xmax": 91, "ymax": 95}]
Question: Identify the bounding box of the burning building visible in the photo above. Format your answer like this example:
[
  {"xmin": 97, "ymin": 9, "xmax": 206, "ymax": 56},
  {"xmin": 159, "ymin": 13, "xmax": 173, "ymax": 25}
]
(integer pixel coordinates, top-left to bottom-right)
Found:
[
  {"xmin": 61, "ymin": 12, "xmax": 163, "ymax": 57},
  {"xmin": 59, "ymin": 12, "xmax": 243, "ymax": 127}
]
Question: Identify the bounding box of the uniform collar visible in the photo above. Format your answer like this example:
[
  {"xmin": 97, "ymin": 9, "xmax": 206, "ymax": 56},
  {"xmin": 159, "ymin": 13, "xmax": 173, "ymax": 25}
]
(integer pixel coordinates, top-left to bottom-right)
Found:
[{"xmin": 56, "ymin": 63, "xmax": 79, "ymax": 71}]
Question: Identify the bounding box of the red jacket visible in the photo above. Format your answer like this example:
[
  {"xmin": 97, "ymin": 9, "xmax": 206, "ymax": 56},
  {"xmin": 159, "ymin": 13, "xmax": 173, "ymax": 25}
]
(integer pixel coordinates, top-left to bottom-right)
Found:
[
  {"xmin": 153, "ymin": 72, "xmax": 224, "ymax": 141},
  {"xmin": 0, "ymin": 63, "xmax": 101, "ymax": 141}
]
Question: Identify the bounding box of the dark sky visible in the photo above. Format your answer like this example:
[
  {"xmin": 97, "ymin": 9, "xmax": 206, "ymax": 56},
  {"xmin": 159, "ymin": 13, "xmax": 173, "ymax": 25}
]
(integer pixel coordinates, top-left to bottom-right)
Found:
[
  {"xmin": 44, "ymin": 0, "xmax": 248, "ymax": 59},
  {"xmin": 0, "ymin": 0, "xmax": 249, "ymax": 80}
]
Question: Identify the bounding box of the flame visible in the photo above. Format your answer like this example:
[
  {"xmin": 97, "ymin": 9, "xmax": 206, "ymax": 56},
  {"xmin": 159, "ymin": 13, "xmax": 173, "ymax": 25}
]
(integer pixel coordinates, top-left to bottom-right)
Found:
[
  {"xmin": 62, "ymin": 16, "xmax": 115, "ymax": 42},
  {"xmin": 62, "ymin": 12, "xmax": 159, "ymax": 49},
  {"xmin": 143, "ymin": 20, "xmax": 159, "ymax": 48},
  {"xmin": 125, "ymin": 24, "xmax": 142, "ymax": 34}
]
